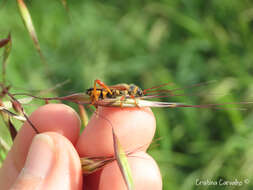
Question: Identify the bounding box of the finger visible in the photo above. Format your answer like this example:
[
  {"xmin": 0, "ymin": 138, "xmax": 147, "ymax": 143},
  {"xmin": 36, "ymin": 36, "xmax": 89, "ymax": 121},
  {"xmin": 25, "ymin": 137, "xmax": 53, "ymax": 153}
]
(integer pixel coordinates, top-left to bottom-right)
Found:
[
  {"xmin": 76, "ymin": 106, "xmax": 156, "ymax": 157},
  {"xmin": 11, "ymin": 132, "xmax": 82, "ymax": 190},
  {"xmin": 98, "ymin": 151, "xmax": 162, "ymax": 190},
  {"xmin": 0, "ymin": 104, "xmax": 81, "ymax": 190},
  {"xmin": 83, "ymin": 170, "xmax": 102, "ymax": 190}
]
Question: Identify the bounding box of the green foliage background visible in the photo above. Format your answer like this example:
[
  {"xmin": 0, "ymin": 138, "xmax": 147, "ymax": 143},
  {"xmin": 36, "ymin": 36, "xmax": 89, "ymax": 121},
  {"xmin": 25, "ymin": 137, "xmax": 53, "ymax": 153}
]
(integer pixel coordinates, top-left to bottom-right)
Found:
[{"xmin": 1, "ymin": 0, "xmax": 253, "ymax": 189}]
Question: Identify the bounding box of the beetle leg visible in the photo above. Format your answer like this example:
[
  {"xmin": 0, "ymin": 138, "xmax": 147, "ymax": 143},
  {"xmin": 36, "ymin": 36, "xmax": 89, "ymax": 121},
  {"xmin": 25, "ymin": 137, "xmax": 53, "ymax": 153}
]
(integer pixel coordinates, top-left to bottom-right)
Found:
[
  {"xmin": 91, "ymin": 79, "xmax": 112, "ymax": 106},
  {"xmin": 130, "ymin": 95, "xmax": 140, "ymax": 108},
  {"xmin": 95, "ymin": 79, "xmax": 113, "ymax": 95},
  {"xmin": 92, "ymin": 80, "xmax": 99, "ymax": 102},
  {"xmin": 120, "ymin": 95, "xmax": 126, "ymax": 108}
]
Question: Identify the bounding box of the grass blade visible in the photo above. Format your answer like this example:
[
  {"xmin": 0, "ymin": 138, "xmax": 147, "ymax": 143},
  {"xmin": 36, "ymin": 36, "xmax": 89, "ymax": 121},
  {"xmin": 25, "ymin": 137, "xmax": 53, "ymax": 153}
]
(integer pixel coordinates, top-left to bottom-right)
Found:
[
  {"xmin": 0, "ymin": 137, "xmax": 10, "ymax": 152},
  {"xmin": 0, "ymin": 36, "xmax": 10, "ymax": 48},
  {"xmin": 7, "ymin": 118, "xmax": 17, "ymax": 140},
  {"xmin": 78, "ymin": 104, "xmax": 89, "ymax": 128},
  {"xmin": 16, "ymin": 0, "xmax": 48, "ymax": 70},
  {"xmin": 112, "ymin": 128, "xmax": 134, "ymax": 190},
  {"xmin": 3, "ymin": 97, "xmax": 33, "ymax": 109},
  {"xmin": 2, "ymin": 33, "xmax": 12, "ymax": 84},
  {"xmin": 0, "ymin": 109, "xmax": 18, "ymax": 140},
  {"xmin": 81, "ymin": 157, "xmax": 113, "ymax": 174},
  {"xmin": 60, "ymin": 0, "xmax": 69, "ymax": 12},
  {"xmin": 0, "ymin": 106, "xmax": 26, "ymax": 121}
]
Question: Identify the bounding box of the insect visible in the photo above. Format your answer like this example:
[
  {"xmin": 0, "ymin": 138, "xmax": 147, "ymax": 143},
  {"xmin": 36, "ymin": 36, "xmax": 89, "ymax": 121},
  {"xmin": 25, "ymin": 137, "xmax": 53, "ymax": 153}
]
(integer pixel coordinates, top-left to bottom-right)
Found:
[
  {"xmin": 80, "ymin": 79, "xmax": 253, "ymax": 113},
  {"xmin": 86, "ymin": 79, "xmax": 145, "ymax": 107},
  {"xmin": 12, "ymin": 79, "xmax": 252, "ymax": 110}
]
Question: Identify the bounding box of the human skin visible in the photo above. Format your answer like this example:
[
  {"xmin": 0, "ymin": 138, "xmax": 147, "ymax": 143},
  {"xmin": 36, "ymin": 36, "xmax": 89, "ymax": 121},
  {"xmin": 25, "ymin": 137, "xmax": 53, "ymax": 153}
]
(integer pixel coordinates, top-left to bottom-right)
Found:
[{"xmin": 0, "ymin": 104, "xmax": 162, "ymax": 190}]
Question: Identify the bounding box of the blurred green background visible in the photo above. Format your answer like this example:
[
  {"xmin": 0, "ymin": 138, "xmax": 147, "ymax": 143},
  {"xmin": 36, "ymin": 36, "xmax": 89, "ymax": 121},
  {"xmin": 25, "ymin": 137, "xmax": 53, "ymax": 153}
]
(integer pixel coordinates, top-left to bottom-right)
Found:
[{"xmin": 1, "ymin": 0, "xmax": 253, "ymax": 189}]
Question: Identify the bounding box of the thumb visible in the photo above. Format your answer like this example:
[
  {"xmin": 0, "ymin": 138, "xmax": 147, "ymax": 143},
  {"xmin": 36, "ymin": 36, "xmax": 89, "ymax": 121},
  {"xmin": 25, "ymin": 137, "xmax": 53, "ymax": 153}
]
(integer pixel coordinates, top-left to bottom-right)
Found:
[{"xmin": 11, "ymin": 133, "xmax": 82, "ymax": 190}]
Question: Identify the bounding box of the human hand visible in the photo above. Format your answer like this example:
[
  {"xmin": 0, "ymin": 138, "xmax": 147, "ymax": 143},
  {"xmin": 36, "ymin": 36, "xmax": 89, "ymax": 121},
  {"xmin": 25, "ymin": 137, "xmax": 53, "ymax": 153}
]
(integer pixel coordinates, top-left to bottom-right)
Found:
[{"xmin": 0, "ymin": 104, "xmax": 162, "ymax": 190}]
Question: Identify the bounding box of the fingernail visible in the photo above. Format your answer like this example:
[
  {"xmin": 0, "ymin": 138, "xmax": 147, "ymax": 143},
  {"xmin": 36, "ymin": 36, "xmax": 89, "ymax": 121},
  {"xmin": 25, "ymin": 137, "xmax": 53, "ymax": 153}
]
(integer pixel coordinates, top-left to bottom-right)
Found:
[{"xmin": 22, "ymin": 134, "xmax": 54, "ymax": 179}]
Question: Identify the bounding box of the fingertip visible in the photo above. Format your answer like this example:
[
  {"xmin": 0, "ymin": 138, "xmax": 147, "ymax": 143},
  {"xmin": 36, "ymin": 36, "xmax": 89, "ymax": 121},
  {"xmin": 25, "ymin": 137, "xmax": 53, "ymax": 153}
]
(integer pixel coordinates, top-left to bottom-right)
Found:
[
  {"xmin": 11, "ymin": 134, "xmax": 55, "ymax": 190},
  {"xmin": 29, "ymin": 104, "xmax": 81, "ymax": 144},
  {"xmin": 11, "ymin": 132, "xmax": 83, "ymax": 190},
  {"xmin": 43, "ymin": 132, "xmax": 83, "ymax": 190},
  {"xmin": 20, "ymin": 134, "xmax": 55, "ymax": 179},
  {"xmin": 76, "ymin": 106, "xmax": 156, "ymax": 157},
  {"xmin": 0, "ymin": 104, "xmax": 81, "ymax": 189}
]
